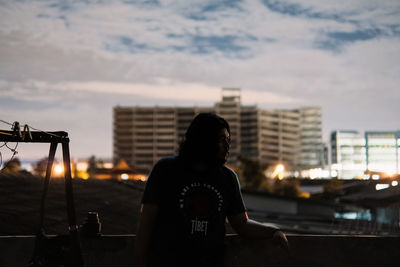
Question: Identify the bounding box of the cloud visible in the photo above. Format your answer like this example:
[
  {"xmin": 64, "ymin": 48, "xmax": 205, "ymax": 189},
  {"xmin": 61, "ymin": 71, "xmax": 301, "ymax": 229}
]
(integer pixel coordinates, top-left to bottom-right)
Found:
[
  {"xmin": 1, "ymin": 0, "xmax": 400, "ymax": 159},
  {"xmin": 0, "ymin": 77, "xmax": 299, "ymax": 159},
  {"xmin": 2, "ymin": 0, "xmax": 398, "ymax": 60},
  {"xmin": 0, "ymin": 78, "xmax": 298, "ymax": 106}
]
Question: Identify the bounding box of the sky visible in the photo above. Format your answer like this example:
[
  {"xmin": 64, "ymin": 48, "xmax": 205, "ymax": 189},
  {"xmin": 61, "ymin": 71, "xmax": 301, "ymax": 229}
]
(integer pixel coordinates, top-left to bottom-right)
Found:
[{"xmin": 0, "ymin": 0, "xmax": 399, "ymax": 161}]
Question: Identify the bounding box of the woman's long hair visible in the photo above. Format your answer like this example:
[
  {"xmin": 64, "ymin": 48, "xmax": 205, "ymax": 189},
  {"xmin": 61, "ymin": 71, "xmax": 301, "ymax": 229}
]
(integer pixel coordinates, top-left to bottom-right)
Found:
[{"xmin": 178, "ymin": 113, "xmax": 230, "ymax": 165}]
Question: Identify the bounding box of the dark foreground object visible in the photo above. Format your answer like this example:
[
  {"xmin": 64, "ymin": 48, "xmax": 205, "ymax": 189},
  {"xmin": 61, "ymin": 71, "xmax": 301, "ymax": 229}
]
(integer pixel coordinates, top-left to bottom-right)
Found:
[{"xmin": 0, "ymin": 234, "xmax": 398, "ymax": 267}]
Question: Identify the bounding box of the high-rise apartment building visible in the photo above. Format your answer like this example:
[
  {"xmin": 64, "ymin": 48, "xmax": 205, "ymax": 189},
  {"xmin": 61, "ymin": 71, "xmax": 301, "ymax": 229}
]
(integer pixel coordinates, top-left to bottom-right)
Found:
[
  {"xmin": 299, "ymin": 107, "xmax": 324, "ymax": 169},
  {"xmin": 215, "ymin": 88, "xmax": 241, "ymax": 165},
  {"xmin": 113, "ymin": 106, "xmax": 212, "ymax": 172},
  {"xmin": 240, "ymin": 106, "xmax": 323, "ymax": 170},
  {"xmin": 257, "ymin": 108, "xmax": 301, "ymax": 168},
  {"xmin": 114, "ymin": 89, "xmax": 323, "ymax": 173}
]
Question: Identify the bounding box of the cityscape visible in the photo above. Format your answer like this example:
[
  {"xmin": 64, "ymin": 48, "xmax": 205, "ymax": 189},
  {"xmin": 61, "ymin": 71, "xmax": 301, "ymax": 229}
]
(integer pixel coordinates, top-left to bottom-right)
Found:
[
  {"xmin": 3, "ymin": 88, "xmax": 399, "ymax": 184},
  {"xmin": 1, "ymin": 0, "xmax": 400, "ymax": 266},
  {"xmin": 1, "ymin": 87, "xmax": 400, "ymax": 266}
]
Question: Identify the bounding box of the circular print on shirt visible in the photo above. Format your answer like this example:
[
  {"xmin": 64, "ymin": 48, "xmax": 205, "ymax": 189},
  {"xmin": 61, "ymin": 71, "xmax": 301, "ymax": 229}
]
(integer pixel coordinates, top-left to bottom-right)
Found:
[{"xmin": 178, "ymin": 182, "xmax": 224, "ymax": 236}]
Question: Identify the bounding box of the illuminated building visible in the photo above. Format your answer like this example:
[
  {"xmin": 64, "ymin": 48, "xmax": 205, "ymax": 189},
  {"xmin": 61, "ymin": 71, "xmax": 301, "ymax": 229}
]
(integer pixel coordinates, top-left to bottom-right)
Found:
[
  {"xmin": 331, "ymin": 131, "xmax": 367, "ymax": 179},
  {"xmin": 331, "ymin": 130, "xmax": 400, "ymax": 179},
  {"xmin": 93, "ymin": 159, "xmax": 146, "ymax": 181},
  {"xmin": 365, "ymin": 131, "xmax": 400, "ymax": 175},
  {"xmin": 114, "ymin": 89, "xmax": 323, "ymax": 173}
]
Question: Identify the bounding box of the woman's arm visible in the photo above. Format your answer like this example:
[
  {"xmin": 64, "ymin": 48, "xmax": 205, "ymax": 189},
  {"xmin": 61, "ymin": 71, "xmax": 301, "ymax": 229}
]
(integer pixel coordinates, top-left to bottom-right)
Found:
[{"xmin": 133, "ymin": 204, "xmax": 159, "ymax": 267}]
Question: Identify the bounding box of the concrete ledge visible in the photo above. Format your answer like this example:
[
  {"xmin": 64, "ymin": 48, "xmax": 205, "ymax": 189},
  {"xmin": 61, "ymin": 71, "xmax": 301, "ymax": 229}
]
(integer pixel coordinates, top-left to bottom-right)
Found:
[
  {"xmin": 226, "ymin": 234, "xmax": 400, "ymax": 267},
  {"xmin": 0, "ymin": 234, "xmax": 399, "ymax": 267}
]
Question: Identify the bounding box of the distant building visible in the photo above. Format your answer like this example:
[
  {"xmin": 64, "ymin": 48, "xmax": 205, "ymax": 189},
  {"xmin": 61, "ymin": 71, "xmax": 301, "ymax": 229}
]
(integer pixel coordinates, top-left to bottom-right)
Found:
[
  {"xmin": 114, "ymin": 89, "xmax": 324, "ymax": 173},
  {"xmin": 331, "ymin": 130, "xmax": 400, "ymax": 179},
  {"xmin": 365, "ymin": 131, "xmax": 400, "ymax": 175},
  {"xmin": 331, "ymin": 131, "xmax": 367, "ymax": 179},
  {"xmin": 215, "ymin": 88, "xmax": 242, "ymax": 165},
  {"xmin": 299, "ymin": 107, "xmax": 325, "ymax": 169},
  {"xmin": 93, "ymin": 159, "xmax": 145, "ymax": 181},
  {"xmin": 113, "ymin": 106, "xmax": 213, "ymax": 173}
]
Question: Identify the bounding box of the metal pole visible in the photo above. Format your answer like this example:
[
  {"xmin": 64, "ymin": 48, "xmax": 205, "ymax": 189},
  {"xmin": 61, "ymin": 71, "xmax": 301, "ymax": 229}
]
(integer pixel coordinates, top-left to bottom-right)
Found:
[
  {"xmin": 39, "ymin": 142, "xmax": 58, "ymax": 231},
  {"xmin": 62, "ymin": 141, "xmax": 84, "ymax": 267}
]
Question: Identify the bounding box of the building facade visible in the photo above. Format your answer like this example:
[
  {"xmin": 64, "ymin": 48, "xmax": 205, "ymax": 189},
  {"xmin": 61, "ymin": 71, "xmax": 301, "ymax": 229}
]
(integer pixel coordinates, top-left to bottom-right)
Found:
[
  {"xmin": 299, "ymin": 107, "xmax": 325, "ymax": 169},
  {"xmin": 114, "ymin": 89, "xmax": 324, "ymax": 173},
  {"xmin": 331, "ymin": 130, "xmax": 400, "ymax": 179},
  {"xmin": 113, "ymin": 106, "xmax": 212, "ymax": 172},
  {"xmin": 365, "ymin": 131, "xmax": 400, "ymax": 175},
  {"xmin": 330, "ymin": 131, "xmax": 367, "ymax": 179},
  {"xmin": 215, "ymin": 88, "xmax": 242, "ymax": 165}
]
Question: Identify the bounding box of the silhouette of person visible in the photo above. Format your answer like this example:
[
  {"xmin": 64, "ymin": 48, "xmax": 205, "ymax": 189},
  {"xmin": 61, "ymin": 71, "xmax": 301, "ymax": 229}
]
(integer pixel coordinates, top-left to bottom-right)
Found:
[{"xmin": 134, "ymin": 113, "xmax": 288, "ymax": 267}]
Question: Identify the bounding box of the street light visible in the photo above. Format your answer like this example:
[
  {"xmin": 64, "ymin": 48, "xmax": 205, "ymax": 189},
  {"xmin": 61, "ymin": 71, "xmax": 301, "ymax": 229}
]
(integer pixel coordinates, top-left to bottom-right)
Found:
[
  {"xmin": 54, "ymin": 164, "xmax": 64, "ymax": 176},
  {"xmin": 272, "ymin": 164, "xmax": 285, "ymax": 180}
]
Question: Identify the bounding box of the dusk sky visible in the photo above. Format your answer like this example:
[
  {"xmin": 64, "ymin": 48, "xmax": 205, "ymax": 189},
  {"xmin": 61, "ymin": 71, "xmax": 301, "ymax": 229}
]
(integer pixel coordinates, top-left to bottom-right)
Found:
[{"xmin": 0, "ymin": 0, "xmax": 399, "ymax": 161}]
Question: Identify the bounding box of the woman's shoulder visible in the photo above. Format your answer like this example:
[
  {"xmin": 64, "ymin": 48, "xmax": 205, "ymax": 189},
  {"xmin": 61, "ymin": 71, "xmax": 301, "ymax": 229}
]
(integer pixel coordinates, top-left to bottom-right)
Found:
[
  {"xmin": 220, "ymin": 165, "xmax": 238, "ymax": 180},
  {"xmin": 218, "ymin": 165, "xmax": 241, "ymax": 192},
  {"xmin": 157, "ymin": 156, "xmax": 178, "ymax": 164}
]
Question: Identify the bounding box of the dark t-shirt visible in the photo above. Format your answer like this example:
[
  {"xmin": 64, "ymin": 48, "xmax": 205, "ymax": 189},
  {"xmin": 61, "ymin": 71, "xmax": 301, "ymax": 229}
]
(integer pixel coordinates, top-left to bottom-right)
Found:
[{"xmin": 141, "ymin": 156, "xmax": 246, "ymax": 267}]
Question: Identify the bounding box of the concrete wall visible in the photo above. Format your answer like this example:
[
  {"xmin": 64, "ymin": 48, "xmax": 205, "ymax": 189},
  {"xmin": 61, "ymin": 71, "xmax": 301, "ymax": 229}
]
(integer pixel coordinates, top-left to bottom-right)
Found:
[{"xmin": 0, "ymin": 234, "xmax": 399, "ymax": 267}]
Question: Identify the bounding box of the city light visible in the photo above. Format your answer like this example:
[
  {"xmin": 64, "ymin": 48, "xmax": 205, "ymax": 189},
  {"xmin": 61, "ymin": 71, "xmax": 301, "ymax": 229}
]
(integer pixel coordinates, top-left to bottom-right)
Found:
[
  {"xmin": 271, "ymin": 164, "xmax": 284, "ymax": 180},
  {"xmin": 385, "ymin": 171, "xmax": 395, "ymax": 177},
  {"xmin": 392, "ymin": 181, "xmax": 398, "ymax": 186},
  {"xmin": 375, "ymin": 184, "xmax": 389, "ymax": 191},
  {"xmin": 80, "ymin": 172, "xmax": 89, "ymax": 180},
  {"xmin": 76, "ymin": 162, "xmax": 88, "ymax": 172},
  {"xmin": 372, "ymin": 174, "xmax": 380, "ymax": 180},
  {"xmin": 302, "ymin": 168, "xmax": 331, "ymax": 179},
  {"xmin": 137, "ymin": 175, "xmax": 147, "ymax": 182},
  {"xmin": 276, "ymin": 164, "xmax": 284, "ymax": 172},
  {"xmin": 54, "ymin": 164, "xmax": 64, "ymax": 175},
  {"xmin": 121, "ymin": 173, "xmax": 129, "ymax": 180}
]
